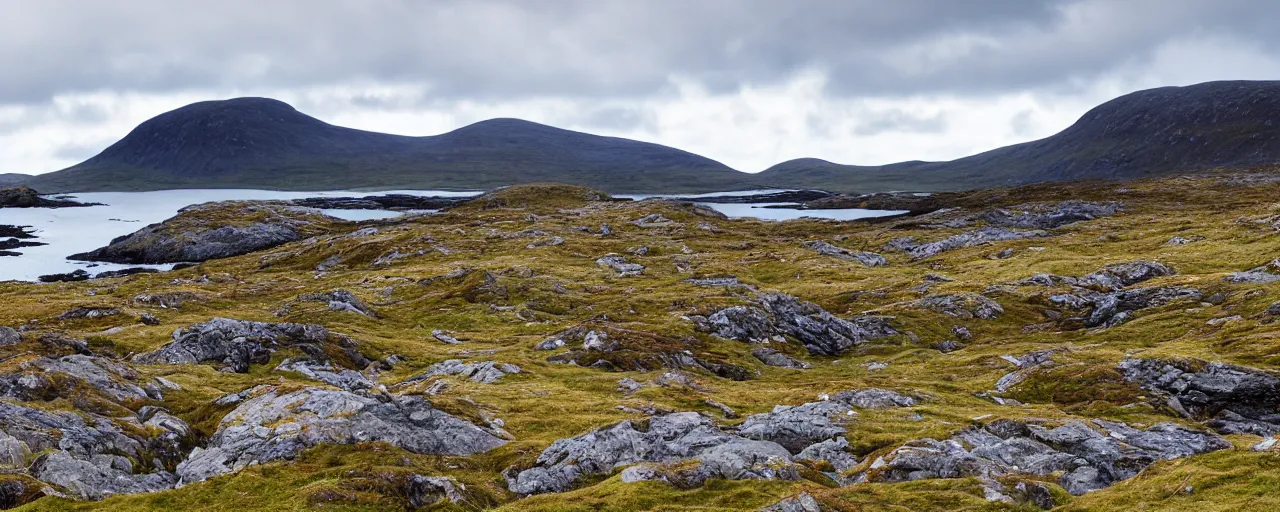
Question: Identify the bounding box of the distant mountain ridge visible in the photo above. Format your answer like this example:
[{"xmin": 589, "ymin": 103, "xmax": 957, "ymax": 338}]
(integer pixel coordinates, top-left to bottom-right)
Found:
[
  {"xmin": 26, "ymin": 98, "xmax": 751, "ymax": 194},
  {"xmin": 758, "ymin": 80, "xmax": 1280, "ymax": 192},
  {"xmin": 20, "ymin": 80, "xmax": 1280, "ymax": 194}
]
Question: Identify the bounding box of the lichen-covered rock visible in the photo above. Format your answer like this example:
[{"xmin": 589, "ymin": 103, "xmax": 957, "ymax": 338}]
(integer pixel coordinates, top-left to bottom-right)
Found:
[
  {"xmin": 596, "ymin": 254, "xmax": 645, "ymax": 276},
  {"xmin": 177, "ymin": 387, "xmax": 507, "ymax": 483},
  {"xmin": 1119, "ymin": 358, "xmax": 1280, "ymax": 436},
  {"xmin": 55, "ymin": 307, "xmax": 121, "ymax": 320},
  {"xmin": 403, "ymin": 360, "xmax": 521, "ymax": 384},
  {"xmin": 738, "ymin": 389, "xmax": 916, "ymax": 452},
  {"xmin": 759, "ymin": 493, "xmax": 824, "ymax": 512},
  {"xmin": 802, "ymin": 240, "xmax": 886, "ymax": 267},
  {"xmin": 751, "ymin": 347, "xmax": 811, "ymax": 369},
  {"xmin": 296, "ymin": 290, "xmax": 378, "ymax": 317},
  {"xmin": 276, "ymin": 358, "xmax": 374, "ymax": 391},
  {"xmin": 867, "ymin": 418, "xmax": 1229, "ymax": 496},
  {"xmin": 504, "ymin": 412, "xmax": 795, "ymax": 495},
  {"xmin": 31, "ymin": 452, "xmax": 176, "ymax": 500},
  {"xmin": 0, "ymin": 327, "xmax": 18, "ymax": 347},
  {"xmin": 912, "ymin": 293, "xmax": 1004, "ymax": 319},
  {"xmin": 888, "ymin": 227, "xmax": 1048, "ymax": 259},
  {"xmin": 0, "ymin": 355, "xmax": 155, "ymax": 403},
  {"xmin": 692, "ymin": 292, "xmax": 897, "ymax": 356},
  {"xmin": 133, "ymin": 318, "xmax": 369, "ymax": 373}
]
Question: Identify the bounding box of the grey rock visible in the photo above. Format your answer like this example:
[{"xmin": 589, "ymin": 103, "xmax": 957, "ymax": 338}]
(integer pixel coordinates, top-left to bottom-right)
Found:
[
  {"xmin": 31, "ymin": 451, "xmax": 176, "ymax": 500},
  {"xmin": 760, "ymin": 493, "xmax": 824, "ymax": 512},
  {"xmin": 1084, "ymin": 286, "xmax": 1202, "ymax": 327},
  {"xmin": 802, "ymin": 240, "xmax": 886, "ymax": 267},
  {"xmin": 913, "ymin": 293, "xmax": 1004, "ymax": 319},
  {"xmin": 276, "ymin": 358, "xmax": 374, "ymax": 391},
  {"xmin": 404, "ymin": 360, "xmax": 520, "ymax": 384},
  {"xmin": 684, "ymin": 276, "xmax": 750, "ymax": 288},
  {"xmin": 504, "ymin": 412, "xmax": 795, "ymax": 495},
  {"xmin": 934, "ymin": 340, "xmax": 964, "ymax": 353},
  {"xmin": 133, "ymin": 317, "xmax": 368, "ymax": 373},
  {"xmin": 693, "ymin": 292, "xmax": 896, "ymax": 356},
  {"xmin": 632, "ymin": 214, "xmax": 679, "ymax": 228},
  {"xmin": 617, "ymin": 378, "xmax": 643, "ymax": 394},
  {"xmin": 1120, "ymin": 358, "xmax": 1280, "ymax": 436},
  {"xmin": 596, "ymin": 254, "xmax": 645, "ymax": 276},
  {"xmin": 297, "ymin": 290, "xmax": 378, "ymax": 317},
  {"xmin": 69, "ymin": 202, "xmax": 332, "ymax": 264},
  {"xmin": 0, "ymin": 327, "xmax": 20, "ymax": 347},
  {"xmin": 752, "ymin": 347, "xmax": 811, "ymax": 369},
  {"xmin": 0, "ymin": 355, "xmax": 154, "ymax": 402},
  {"xmin": 432, "ymin": 329, "xmax": 462, "ymax": 345},
  {"xmin": 1225, "ymin": 270, "xmax": 1280, "ymax": 284},
  {"xmin": 978, "ymin": 201, "xmax": 1121, "ymax": 230},
  {"xmin": 56, "ymin": 307, "xmax": 121, "ymax": 320},
  {"xmin": 796, "ymin": 437, "xmax": 858, "ymax": 472},
  {"xmin": 177, "ymin": 386, "xmax": 507, "ymax": 483},
  {"xmin": 1075, "ymin": 261, "xmax": 1175, "ymax": 292},
  {"xmin": 738, "ymin": 389, "xmax": 915, "ymax": 452},
  {"xmin": 869, "ymin": 418, "xmax": 1228, "ymax": 496},
  {"xmin": 888, "ymin": 227, "xmax": 1049, "ymax": 260}
]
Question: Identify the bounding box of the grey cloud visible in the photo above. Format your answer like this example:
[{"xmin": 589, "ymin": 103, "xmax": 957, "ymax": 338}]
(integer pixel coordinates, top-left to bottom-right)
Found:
[
  {"xmin": 5, "ymin": 0, "xmax": 1279, "ymax": 106},
  {"xmin": 852, "ymin": 110, "xmax": 948, "ymax": 136},
  {"xmin": 568, "ymin": 107, "xmax": 658, "ymax": 133}
]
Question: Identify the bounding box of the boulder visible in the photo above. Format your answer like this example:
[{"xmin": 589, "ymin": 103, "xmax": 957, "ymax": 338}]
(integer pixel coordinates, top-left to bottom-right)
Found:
[
  {"xmin": 177, "ymin": 386, "xmax": 507, "ymax": 483},
  {"xmin": 751, "ymin": 347, "xmax": 811, "ymax": 369},
  {"xmin": 596, "ymin": 254, "xmax": 645, "ymax": 276},
  {"xmin": 504, "ymin": 412, "xmax": 794, "ymax": 495},
  {"xmin": 887, "ymin": 227, "xmax": 1048, "ymax": 260},
  {"xmin": 1120, "ymin": 358, "xmax": 1280, "ymax": 436},
  {"xmin": 692, "ymin": 292, "xmax": 897, "ymax": 356},
  {"xmin": 867, "ymin": 418, "xmax": 1228, "ymax": 496},
  {"xmin": 133, "ymin": 318, "xmax": 369, "ymax": 373},
  {"xmin": 403, "ymin": 360, "xmax": 521, "ymax": 384},
  {"xmin": 296, "ymin": 290, "xmax": 378, "ymax": 317},
  {"xmin": 276, "ymin": 358, "xmax": 374, "ymax": 391},
  {"xmin": 802, "ymin": 240, "xmax": 886, "ymax": 267},
  {"xmin": 912, "ymin": 293, "xmax": 1004, "ymax": 319},
  {"xmin": 738, "ymin": 389, "xmax": 916, "ymax": 453}
]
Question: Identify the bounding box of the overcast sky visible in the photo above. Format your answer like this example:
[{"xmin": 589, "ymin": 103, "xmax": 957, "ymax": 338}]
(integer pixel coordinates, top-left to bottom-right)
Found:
[{"xmin": 3, "ymin": 0, "xmax": 1280, "ymax": 175}]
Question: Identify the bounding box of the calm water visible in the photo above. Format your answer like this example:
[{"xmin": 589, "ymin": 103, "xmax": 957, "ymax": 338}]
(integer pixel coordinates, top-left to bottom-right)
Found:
[
  {"xmin": 616, "ymin": 190, "xmax": 907, "ymax": 221},
  {"xmin": 0, "ymin": 189, "xmax": 477, "ymax": 282},
  {"xmin": 1, "ymin": 188, "xmax": 903, "ymax": 282}
]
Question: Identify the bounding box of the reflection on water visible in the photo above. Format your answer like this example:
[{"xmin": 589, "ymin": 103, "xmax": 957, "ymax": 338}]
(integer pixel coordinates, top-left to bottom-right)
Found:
[{"xmin": 617, "ymin": 190, "xmax": 907, "ymax": 221}]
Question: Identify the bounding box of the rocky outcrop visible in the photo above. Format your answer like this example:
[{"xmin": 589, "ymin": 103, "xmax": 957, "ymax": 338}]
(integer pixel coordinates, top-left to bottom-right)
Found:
[
  {"xmin": 0, "ymin": 400, "xmax": 191, "ymax": 500},
  {"xmin": 275, "ymin": 358, "xmax": 374, "ymax": 391},
  {"xmin": 0, "ymin": 187, "xmax": 97, "ymax": 208},
  {"xmin": 911, "ymin": 293, "xmax": 1004, "ymax": 319},
  {"xmin": 801, "ymin": 240, "xmax": 886, "ymax": 267},
  {"xmin": 738, "ymin": 389, "xmax": 916, "ymax": 453},
  {"xmin": 974, "ymin": 201, "xmax": 1121, "ymax": 230},
  {"xmin": 887, "ymin": 227, "xmax": 1048, "ymax": 260},
  {"xmin": 596, "ymin": 254, "xmax": 645, "ymax": 276},
  {"xmin": 177, "ymin": 386, "xmax": 507, "ymax": 484},
  {"xmin": 403, "ymin": 360, "xmax": 522, "ymax": 384},
  {"xmin": 133, "ymin": 318, "xmax": 369, "ymax": 373},
  {"xmin": 1119, "ymin": 358, "xmax": 1280, "ymax": 436},
  {"xmin": 0, "ymin": 355, "xmax": 158, "ymax": 403},
  {"xmin": 504, "ymin": 412, "xmax": 798, "ymax": 495},
  {"xmin": 69, "ymin": 201, "xmax": 339, "ymax": 264},
  {"xmin": 865, "ymin": 418, "xmax": 1229, "ymax": 497},
  {"xmin": 294, "ymin": 290, "xmax": 378, "ymax": 317},
  {"xmin": 751, "ymin": 347, "xmax": 811, "ymax": 369},
  {"xmin": 506, "ymin": 389, "xmax": 915, "ymax": 495},
  {"xmin": 690, "ymin": 292, "xmax": 897, "ymax": 356},
  {"xmin": 1015, "ymin": 260, "xmax": 1174, "ymax": 292}
]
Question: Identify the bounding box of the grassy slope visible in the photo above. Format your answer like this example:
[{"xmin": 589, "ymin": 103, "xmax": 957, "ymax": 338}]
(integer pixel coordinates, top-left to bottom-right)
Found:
[{"xmin": 2, "ymin": 180, "xmax": 1280, "ymax": 510}]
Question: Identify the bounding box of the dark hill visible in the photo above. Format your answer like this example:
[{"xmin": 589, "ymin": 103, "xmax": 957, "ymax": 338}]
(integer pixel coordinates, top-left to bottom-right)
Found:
[
  {"xmin": 0, "ymin": 174, "xmax": 30, "ymax": 187},
  {"xmin": 27, "ymin": 98, "xmax": 751, "ymax": 194},
  {"xmin": 758, "ymin": 80, "xmax": 1280, "ymax": 192}
]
